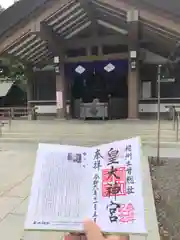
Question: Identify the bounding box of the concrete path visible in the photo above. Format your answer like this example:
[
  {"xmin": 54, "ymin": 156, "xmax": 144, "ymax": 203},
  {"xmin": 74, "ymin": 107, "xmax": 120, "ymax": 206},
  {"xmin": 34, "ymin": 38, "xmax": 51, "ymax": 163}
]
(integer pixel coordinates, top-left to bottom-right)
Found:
[
  {"xmin": 0, "ymin": 120, "xmax": 169, "ymax": 240},
  {"xmin": 0, "ymin": 119, "xmax": 179, "ymax": 144}
]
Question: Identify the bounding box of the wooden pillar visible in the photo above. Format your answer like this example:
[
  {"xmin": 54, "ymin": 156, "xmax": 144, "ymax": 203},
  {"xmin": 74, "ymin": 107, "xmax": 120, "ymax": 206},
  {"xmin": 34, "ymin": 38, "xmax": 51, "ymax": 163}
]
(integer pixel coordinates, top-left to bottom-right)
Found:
[
  {"xmin": 26, "ymin": 67, "xmax": 34, "ymax": 108},
  {"xmin": 98, "ymin": 45, "xmax": 103, "ymax": 56},
  {"xmin": 127, "ymin": 10, "xmax": 140, "ymax": 119},
  {"xmin": 87, "ymin": 46, "xmax": 91, "ymax": 56},
  {"xmin": 26, "ymin": 66, "xmax": 34, "ymax": 119},
  {"xmin": 55, "ymin": 61, "xmax": 66, "ymax": 118},
  {"xmin": 26, "ymin": 78, "xmax": 33, "ymax": 109}
]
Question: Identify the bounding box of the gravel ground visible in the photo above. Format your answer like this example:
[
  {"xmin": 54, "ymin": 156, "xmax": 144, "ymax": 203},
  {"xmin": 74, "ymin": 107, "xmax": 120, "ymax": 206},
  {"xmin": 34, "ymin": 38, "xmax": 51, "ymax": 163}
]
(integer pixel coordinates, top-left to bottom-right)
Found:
[{"xmin": 149, "ymin": 158, "xmax": 180, "ymax": 240}]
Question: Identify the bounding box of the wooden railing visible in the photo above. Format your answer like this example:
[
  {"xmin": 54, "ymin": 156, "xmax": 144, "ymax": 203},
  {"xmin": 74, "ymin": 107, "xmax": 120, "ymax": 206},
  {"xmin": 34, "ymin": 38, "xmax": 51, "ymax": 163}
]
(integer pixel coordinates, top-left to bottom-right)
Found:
[
  {"xmin": 0, "ymin": 107, "xmax": 37, "ymax": 120},
  {"xmin": 0, "ymin": 109, "xmax": 11, "ymax": 134},
  {"xmin": 165, "ymin": 105, "xmax": 180, "ymax": 141},
  {"xmin": 0, "ymin": 107, "xmax": 37, "ymax": 136}
]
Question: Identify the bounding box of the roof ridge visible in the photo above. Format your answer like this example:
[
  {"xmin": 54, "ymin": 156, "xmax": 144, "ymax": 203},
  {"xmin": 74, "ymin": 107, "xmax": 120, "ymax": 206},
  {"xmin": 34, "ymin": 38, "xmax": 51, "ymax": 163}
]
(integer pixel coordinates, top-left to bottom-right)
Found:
[
  {"xmin": 125, "ymin": 0, "xmax": 180, "ymax": 20},
  {"xmin": 0, "ymin": 0, "xmax": 49, "ymax": 37}
]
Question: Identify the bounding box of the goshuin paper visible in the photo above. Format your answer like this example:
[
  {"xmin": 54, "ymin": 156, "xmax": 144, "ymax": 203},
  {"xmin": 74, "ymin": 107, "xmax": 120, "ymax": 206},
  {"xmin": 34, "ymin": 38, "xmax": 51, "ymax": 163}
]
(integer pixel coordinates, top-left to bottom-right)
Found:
[{"xmin": 25, "ymin": 137, "xmax": 147, "ymax": 235}]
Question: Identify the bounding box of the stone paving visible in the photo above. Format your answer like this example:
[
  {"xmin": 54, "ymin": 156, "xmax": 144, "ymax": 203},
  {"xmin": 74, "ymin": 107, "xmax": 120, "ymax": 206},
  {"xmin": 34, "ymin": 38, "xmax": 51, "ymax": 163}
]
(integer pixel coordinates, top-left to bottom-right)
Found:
[
  {"xmin": 0, "ymin": 119, "xmax": 179, "ymax": 144},
  {"xmin": 0, "ymin": 120, "xmax": 171, "ymax": 240}
]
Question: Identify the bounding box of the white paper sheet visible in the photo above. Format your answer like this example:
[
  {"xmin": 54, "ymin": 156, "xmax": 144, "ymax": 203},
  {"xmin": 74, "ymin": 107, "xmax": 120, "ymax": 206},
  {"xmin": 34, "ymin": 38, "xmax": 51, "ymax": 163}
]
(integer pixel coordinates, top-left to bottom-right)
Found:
[
  {"xmin": 25, "ymin": 138, "xmax": 147, "ymax": 235},
  {"xmin": 91, "ymin": 137, "xmax": 146, "ymax": 234},
  {"xmin": 56, "ymin": 91, "xmax": 63, "ymax": 109},
  {"xmin": 25, "ymin": 144, "xmax": 93, "ymax": 231}
]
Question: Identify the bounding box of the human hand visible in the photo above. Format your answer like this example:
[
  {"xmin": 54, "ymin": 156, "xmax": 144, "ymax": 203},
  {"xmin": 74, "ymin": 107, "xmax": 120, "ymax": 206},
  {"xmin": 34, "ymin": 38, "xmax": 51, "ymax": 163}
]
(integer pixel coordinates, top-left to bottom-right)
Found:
[
  {"xmin": 67, "ymin": 219, "xmax": 129, "ymax": 240},
  {"xmin": 84, "ymin": 219, "xmax": 129, "ymax": 240}
]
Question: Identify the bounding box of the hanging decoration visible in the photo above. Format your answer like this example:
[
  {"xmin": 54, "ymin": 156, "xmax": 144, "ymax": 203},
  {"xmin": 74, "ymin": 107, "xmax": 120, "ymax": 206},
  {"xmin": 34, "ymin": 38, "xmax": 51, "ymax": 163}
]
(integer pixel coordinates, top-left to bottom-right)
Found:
[
  {"xmin": 104, "ymin": 63, "xmax": 115, "ymax": 72},
  {"xmin": 75, "ymin": 65, "xmax": 86, "ymax": 74}
]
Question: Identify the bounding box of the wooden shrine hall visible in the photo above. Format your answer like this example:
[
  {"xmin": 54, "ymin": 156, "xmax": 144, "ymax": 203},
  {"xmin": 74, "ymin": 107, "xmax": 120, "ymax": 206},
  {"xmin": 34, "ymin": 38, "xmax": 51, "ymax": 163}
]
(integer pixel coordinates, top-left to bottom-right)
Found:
[{"xmin": 0, "ymin": 0, "xmax": 180, "ymax": 119}]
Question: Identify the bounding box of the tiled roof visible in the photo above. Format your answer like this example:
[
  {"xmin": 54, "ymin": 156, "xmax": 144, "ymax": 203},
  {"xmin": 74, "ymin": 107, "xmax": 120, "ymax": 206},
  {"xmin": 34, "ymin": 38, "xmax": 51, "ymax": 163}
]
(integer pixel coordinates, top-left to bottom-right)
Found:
[
  {"xmin": 0, "ymin": 0, "xmax": 180, "ymax": 39},
  {"xmin": 130, "ymin": 0, "xmax": 180, "ymax": 18},
  {"xmin": 0, "ymin": 0, "xmax": 48, "ymax": 36}
]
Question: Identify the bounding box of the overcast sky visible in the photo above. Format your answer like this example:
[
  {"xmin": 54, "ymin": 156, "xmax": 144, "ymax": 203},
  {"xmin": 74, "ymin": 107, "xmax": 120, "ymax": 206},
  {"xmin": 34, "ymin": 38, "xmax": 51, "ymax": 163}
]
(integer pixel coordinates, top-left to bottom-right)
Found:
[{"xmin": 0, "ymin": 0, "xmax": 14, "ymax": 9}]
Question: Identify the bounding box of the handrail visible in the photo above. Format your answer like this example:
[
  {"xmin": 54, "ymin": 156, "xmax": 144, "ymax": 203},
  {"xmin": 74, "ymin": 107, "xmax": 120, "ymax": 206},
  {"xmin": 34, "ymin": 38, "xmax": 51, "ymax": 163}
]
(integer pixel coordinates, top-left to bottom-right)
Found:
[
  {"xmin": 0, "ymin": 106, "xmax": 38, "ymax": 137},
  {"xmin": 0, "ymin": 111, "xmax": 11, "ymax": 127},
  {"xmin": 169, "ymin": 106, "xmax": 180, "ymax": 141},
  {"xmin": 140, "ymin": 98, "xmax": 180, "ymax": 101},
  {"xmin": 0, "ymin": 106, "xmax": 37, "ymax": 120},
  {"xmin": 28, "ymin": 100, "xmax": 70, "ymax": 104},
  {"xmin": 0, "ymin": 121, "xmax": 2, "ymax": 137},
  {"xmin": 0, "ymin": 115, "xmax": 11, "ymax": 137},
  {"xmin": 28, "ymin": 100, "xmax": 56, "ymax": 104},
  {"xmin": 165, "ymin": 105, "xmax": 180, "ymax": 141},
  {"xmin": 176, "ymin": 113, "xmax": 179, "ymax": 141}
]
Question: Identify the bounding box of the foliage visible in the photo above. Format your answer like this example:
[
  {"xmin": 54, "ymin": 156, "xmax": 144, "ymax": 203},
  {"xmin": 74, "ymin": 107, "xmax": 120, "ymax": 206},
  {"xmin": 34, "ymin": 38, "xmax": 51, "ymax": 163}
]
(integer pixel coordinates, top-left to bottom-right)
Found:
[
  {"xmin": 0, "ymin": 57, "xmax": 27, "ymax": 84},
  {"xmin": 165, "ymin": 41, "xmax": 180, "ymax": 78},
  {"xmin": 0, "ymin": 7, "xmax": 27, "ymax": 85}
]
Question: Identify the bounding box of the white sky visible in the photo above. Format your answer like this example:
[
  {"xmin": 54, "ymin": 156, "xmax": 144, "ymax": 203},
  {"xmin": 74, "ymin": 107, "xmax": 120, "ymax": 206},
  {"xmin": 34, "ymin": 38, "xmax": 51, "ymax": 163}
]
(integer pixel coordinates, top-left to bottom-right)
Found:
[{"xmin": 0, "ymin": 0, "xmax": 14, "ymax": 9}]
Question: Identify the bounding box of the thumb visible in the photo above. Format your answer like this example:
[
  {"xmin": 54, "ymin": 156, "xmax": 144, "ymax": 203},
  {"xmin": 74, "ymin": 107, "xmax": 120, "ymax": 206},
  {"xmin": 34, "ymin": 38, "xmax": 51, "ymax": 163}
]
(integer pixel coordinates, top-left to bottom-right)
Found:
[{"xmin": 83, "ymin": 219, "xmax": 104, "ymax": 240}]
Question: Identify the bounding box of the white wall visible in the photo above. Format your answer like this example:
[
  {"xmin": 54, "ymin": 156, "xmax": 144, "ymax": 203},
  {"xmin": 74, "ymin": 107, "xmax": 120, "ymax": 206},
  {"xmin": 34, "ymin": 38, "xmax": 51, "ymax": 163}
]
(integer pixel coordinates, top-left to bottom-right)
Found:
[
  {"xmin": 35, "ymin": 105, "xmax": 57, "ymax": 114},
  {"xmin": 35, "ymin": 104, "xmax": 176, "ymax": 114},
  {"xmin": 139, "ymin": 103, "xmax": 180, "ymax": 113}
]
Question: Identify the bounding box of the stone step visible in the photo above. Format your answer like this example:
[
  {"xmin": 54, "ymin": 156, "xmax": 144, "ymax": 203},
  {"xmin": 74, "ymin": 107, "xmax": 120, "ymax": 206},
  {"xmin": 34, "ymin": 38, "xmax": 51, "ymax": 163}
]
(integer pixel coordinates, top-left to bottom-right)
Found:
[
  {"xmin": 2, "ymin": 128, "xmax": 176, "ymax": 133},
  {"xmin": 2, "ymin": 127, "xmax": 177, "ymax": 132},
  {"xmin": 0, "ymin": 131, "xmax": 178, "ymax": 138},
  {"xmin": 2, "ymin": 120, "xmax": 175, "ymax": 128},
  {"xmin": 0, "ymin": 135, "xmax": 177, "ymax": 141},
  {"xmin": 0, "ymin": 136, "xmax": 179, "ymax": 147},
  {"xmin": 1, "ymin": 120, "xmax": 179, "ymax": 146},
  {"xmin": 1, "ymin": 127, "xmax": 178, "ymax": 134}
]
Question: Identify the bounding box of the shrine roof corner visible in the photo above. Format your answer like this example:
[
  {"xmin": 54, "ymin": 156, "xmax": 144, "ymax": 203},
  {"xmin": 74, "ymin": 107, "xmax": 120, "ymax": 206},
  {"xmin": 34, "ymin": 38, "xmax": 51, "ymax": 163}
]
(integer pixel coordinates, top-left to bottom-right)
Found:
[{"xmin": 0, "ymin": 0, "xmax": 48, "ymax": 37}]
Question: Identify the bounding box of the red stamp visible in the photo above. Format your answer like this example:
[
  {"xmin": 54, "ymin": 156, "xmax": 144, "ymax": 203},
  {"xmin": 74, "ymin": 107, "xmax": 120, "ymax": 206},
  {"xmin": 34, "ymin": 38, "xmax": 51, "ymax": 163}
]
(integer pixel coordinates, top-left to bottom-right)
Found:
[
  {"xmin": 118, "ymin": 203, "xmax": 135, "ymax": 223},
  {"xmin": 102, "ymin": 167, "xmax": 126, "ymax": 197}
]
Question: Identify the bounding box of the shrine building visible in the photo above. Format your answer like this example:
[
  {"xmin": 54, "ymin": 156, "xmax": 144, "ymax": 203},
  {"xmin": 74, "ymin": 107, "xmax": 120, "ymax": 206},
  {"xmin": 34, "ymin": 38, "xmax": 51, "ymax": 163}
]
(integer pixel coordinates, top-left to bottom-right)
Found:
[{"xmin": 0, "ymin": 0, "xmax": 179, "ymax": 119}]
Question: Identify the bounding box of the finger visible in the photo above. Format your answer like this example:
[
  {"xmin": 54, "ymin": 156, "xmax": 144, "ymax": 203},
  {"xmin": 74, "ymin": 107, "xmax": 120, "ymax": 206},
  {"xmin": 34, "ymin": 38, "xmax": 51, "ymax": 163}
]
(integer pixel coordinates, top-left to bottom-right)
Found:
[
  {"xmin": 67, "ymin": 233, "xmax": 82, "ymax": 240},
  {"xmin": 83, "ymin": 219, "xmax": 104, "ymax": 240},
  {"xmin": 70, "ymin": 236, "xmax": 81, "ymax": 240},
  {"xmin": 107, "ymin": 236, "xmax": 129, "ymax": 240},
  {"xmin": 80, "ymin": 235, "xmax": 87, "ymax": 240}
]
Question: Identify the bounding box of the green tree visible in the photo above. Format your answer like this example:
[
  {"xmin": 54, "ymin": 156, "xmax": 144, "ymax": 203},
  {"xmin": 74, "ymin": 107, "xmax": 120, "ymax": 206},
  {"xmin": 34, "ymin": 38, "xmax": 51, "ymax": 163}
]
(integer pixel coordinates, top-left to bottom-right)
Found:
[
  {"xmin": 0, "ymin": 57, "xmax": 28, "ymax": 92},
  {"xmin": 0, "ymin": 57, "xmax": 27, "ymax": 83}
]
